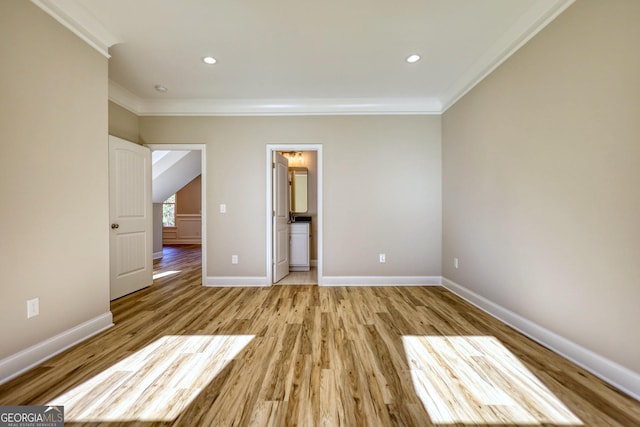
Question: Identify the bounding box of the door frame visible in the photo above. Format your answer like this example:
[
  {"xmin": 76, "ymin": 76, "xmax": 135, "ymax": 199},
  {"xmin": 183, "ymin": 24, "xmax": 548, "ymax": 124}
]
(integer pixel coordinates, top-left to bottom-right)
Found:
[
  {"xmin": 146, "ymin": 144, "xmax": 207, "ymax": 287},
  {"xmin": 266, "ymin": 144, "xmax": 323, "ymax": 286}
]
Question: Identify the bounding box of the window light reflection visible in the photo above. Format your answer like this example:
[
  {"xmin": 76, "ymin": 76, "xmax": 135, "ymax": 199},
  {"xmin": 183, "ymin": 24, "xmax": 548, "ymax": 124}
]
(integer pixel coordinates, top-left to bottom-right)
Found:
[
  {"xmin": 402, "ymin": 335, "xmax": 583, "ymax": 425},
  {"xmin": 47, "ymin": 335, "xmax": 254, "ymax": 422},
  {"xmin": 152, "ymin": 270, "xmax": 181, "ymax": 280}
]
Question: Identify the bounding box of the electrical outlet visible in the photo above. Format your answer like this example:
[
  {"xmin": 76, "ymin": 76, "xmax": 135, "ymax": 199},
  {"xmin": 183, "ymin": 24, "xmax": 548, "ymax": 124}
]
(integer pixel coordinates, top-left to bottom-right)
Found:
[
  {"xmin": 220, "ymin": 204, "xmax": 227, "ymax": 214},
  {"xmin": 27, "ymin": 298, "xmax": 39, "ymax": 319},
  {"xmin": 379, "ymin": 253, "xmax": 386, "ymax": 263},
  {"xmin": 232, "ymin": 255, "xmax": 238, "ymax": 264},
  {"xmin": 454, "ymin": 257, "xmax": 459, "ymax": 269}
]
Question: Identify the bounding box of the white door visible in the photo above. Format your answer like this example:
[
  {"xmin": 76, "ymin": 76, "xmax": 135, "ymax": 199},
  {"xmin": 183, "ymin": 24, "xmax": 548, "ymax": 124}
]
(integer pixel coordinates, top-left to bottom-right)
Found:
[
  {"xmin": 109, "ymin": 136, "xmax": 153, "ymax": 300},
  {"xmin": 273, "ymin": 152, "xmax": 290, "ymax": 283}
]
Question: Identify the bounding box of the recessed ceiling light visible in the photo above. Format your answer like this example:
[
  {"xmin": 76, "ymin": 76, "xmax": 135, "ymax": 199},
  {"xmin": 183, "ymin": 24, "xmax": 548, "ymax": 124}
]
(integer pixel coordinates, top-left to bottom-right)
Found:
[
  {"xmin": 203, "ymin": 56, "xmax": 217, "ymax": 65},
  {"xmin": 154, "ymin": 84, "xmax": 168, "ymax": 93},
  {"xmin": 406, "ymin": 54, "xmax": 421, "ymax": 63}
]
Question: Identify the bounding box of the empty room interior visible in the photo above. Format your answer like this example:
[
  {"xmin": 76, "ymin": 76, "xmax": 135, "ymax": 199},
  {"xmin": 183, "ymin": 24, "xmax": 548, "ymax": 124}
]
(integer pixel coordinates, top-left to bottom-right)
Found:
[{"xmin": 1, "ymin": 0, "xmax": 639, "ymax": 425}]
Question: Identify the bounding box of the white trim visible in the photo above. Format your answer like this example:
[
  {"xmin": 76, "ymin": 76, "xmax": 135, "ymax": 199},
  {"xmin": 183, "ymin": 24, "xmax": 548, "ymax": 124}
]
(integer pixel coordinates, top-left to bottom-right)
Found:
[
  {"xmin": 153, "ymin": 251, "xmax": 163, "ymax": 260},
  {"xmin": 109, "ymin": 80, "xmax": 143, "ymax": 114},
  {"xmin": 31, "ymin": 0, "xmax": 119, "ymax": 58},
  {"xmin": 441, "ymin": 277, "xmax": 640, "ymax": 401},
  {"xmin": 146, "ymin": 144, "xmax": 207, "ymax": 287},
  {"xmin": 205, "ymin": 276, "xmax": 269, "ymax": 287},
  {"xmin": 441, "ymin": 0, "xmax": 575, "ymax": 111},
  {"xmin": 266, "ymin": 144, "xmax": 323, "ymax": 287},
  {"xmin": 322, "ymin": 276, "xmax": 441, "ymax": 286},
  {"xmin": 112, "ymin": 97, "xmax": 441, "ymax": 117},
  {"xmin": 0, "ymin": 312, "xmax": 113, "ymax": 385}
]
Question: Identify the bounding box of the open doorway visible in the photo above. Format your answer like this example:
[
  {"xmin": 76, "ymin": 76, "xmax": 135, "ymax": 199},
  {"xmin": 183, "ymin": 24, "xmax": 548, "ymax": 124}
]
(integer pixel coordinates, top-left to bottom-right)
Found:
[
  {"xmin": 146, "ymin": 144, "xmax": 207, "ymax": 287},
  {"xmin": 266, "ymin": 144, "xmax": 323, "ymax": 286}
]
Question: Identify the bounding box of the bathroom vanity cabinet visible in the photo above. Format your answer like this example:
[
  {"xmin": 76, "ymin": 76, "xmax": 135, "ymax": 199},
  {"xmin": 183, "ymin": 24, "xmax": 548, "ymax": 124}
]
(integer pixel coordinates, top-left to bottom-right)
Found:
[{"xmin": 289, "ymin": 222, "xmax": 310, "ymax": 271}]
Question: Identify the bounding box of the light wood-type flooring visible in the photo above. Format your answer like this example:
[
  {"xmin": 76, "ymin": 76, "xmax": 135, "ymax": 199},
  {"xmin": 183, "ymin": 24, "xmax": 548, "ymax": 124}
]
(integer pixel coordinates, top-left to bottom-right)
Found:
[
  {"xmin": 1, "ymin": 245, "xmax": 639, "ymax": 426},
  {"xmin": 276, "ymin": 267, "xmax": 318, "ymax": 285}
]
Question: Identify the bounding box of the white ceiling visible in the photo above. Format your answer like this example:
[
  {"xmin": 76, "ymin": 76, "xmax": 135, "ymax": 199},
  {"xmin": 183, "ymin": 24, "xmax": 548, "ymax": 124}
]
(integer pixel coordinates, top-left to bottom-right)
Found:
[{"xmin": 34, "ymin": 0, "xmax": 574, "ymax": 115}]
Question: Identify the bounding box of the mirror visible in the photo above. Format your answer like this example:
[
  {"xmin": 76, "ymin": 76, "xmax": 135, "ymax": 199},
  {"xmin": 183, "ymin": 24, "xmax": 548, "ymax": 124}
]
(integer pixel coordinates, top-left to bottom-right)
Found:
[{"xmin": 289, "ymin": 167, "xmax": 308, "ymax": 213}]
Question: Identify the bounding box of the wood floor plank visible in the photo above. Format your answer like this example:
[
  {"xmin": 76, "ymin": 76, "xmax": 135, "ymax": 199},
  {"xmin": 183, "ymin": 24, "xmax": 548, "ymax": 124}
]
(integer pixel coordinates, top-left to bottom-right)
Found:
[{"xmin": 0, "ymin": 244, "xmax": 638, "ymax": 426}]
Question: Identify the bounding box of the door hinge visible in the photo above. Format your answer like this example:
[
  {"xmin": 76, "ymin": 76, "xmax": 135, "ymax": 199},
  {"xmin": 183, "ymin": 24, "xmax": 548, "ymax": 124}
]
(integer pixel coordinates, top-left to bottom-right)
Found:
[
  {"xmin": 273, "ymin": 210, "xmax": 276, "ymax": 216},
  {"xmin": 272, "ymin": 162, "xmax": 275, "ymax": 169}
]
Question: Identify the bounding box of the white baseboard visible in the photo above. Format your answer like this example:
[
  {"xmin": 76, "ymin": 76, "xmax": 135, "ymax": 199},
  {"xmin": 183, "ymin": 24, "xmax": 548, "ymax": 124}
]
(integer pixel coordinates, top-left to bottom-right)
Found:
[
  {"xmin": 0, "ymin": 312, "xmax": 113, "ymax": 385},
  {"xmin": 205, "ymin": 276, "xmax": 269, "ymax": 287},
  {"xmin": 321, "ymin": 276, "xmax": 441, "ymax": 286},
  {"xmin": 441, "ymin": 277, "xmax": 640, "ymax": 401},
  {"xmin": 153, "ymin": 251, "xmax": 163, "ymax": 260}
]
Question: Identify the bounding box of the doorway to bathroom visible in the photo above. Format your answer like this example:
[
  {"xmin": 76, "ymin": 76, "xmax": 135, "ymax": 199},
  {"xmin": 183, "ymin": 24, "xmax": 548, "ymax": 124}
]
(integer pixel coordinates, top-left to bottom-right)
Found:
[{"xmin": 266, "ymin": 144, "xmax": 323, "ymax": 286}]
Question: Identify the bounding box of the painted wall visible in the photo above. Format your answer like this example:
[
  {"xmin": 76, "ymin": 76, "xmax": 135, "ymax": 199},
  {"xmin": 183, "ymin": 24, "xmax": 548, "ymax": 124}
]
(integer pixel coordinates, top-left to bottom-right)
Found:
[
  {"xmin": 0, "ymin": 2, "xmax": 110, "ymax": 359},
  {"xmin": 177, "ymin": 175, "xmax": 202, "ymax": 214},
  {"xmin": 140, "ymin": 115, "xmax": 441, "ymax": 279},
  {"xmin": 163, "ymin": 175, "xmax": 203, "ymax": 245},
  {"xmin": 153, "ymin": 204, "xmax": 163, "ymax": 256},
  {"xmin": 442, "ymin": 0, "xmax": 640, "ymax": 373},
  {"xmin": 108, "ymin": 101, "xmax": 139, "ymax": 144}
]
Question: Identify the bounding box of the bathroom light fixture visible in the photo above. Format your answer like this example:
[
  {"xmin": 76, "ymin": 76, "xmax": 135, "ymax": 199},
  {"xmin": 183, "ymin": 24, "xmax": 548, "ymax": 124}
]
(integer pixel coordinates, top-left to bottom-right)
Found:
[
  {"xmin": 154, "ymin": 84, "xmax": 168, "ymax": 92},
  {"xmin": 281, "ymin": 151, "xmax": 304, "ymax": 165},
  {"xmin": 203, "ymin": 56, "xmax": 217, "ymax": 64},
  {"xmin": 406, "ymin": 54, "xmax": 421, "ymax": 63}
]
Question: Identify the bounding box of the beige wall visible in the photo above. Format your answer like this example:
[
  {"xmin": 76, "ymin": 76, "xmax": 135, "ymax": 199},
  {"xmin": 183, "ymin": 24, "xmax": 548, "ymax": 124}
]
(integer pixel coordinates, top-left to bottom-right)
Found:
[
  {"xmin": 0, "ymin": 2, "xmax": 110, "ymax": 359},
  {"xmin": 442, "ymin": 0, "xmax": 640, "ymax": 373},
  {"xmin": 153, "ymin": 203, "xmax": 163, "ymax": 255},
  {"xmin": 177, "ymin": 175, "xmax": 202, "ymax": 214},
  {"xmin": 140, "ymin": 115, "xmax": 442, "ymax": 278},
  {"xmin": 108, "ymin": 101, "xmax": 139, "ymax": 144}
]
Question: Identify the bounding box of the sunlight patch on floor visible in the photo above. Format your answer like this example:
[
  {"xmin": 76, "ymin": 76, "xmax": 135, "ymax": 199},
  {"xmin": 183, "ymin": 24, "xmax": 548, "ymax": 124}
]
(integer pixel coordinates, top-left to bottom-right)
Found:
[
  {"xmin": 152, "ymin": 270, "xmax": 181, "ymax": 280},
  {"xmin": 47, "ymin": 335, "xmax": 254, "ymax": 422},
  {"xmin": 402, "ymin": 336, "xmax": 583, "ymax": 425}
]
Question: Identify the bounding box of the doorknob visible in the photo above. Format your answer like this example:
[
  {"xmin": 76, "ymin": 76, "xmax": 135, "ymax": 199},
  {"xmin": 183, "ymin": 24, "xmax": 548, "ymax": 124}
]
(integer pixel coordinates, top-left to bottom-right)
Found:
[{"xmin": 111, "ymin": 223, "xmax": 119, "ymax": 229}]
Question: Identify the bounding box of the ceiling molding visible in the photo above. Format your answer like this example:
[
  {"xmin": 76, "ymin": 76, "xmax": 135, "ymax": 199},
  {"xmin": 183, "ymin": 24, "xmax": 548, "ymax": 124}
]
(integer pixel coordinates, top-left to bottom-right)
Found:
[
  {"xmin": 440, "ymin": 0, "xmax": 575, "ymax": 112},
  {"xmin": 138, "ymin": 98, "xmax": 442, "ymax": 116},
  {"xmin": 31, "ymin": 0, "xmax": 119, "ymax": 58},
  {"xmin": 108, "ymin": 83, "xmax": 442, "ymax": 116},
  {"xmin": 109, "ymin": 80, "xmax": 143, "ymax": 113}
]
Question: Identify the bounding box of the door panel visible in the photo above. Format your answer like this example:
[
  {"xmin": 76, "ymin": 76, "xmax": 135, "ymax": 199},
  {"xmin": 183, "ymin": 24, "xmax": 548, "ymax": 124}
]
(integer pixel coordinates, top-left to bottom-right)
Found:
[
  {"xmin": 273, "ymin": 152, "xmax": 289, "ymax": 283},
  {"xmin": 109, "ymin": 136, "xmax": 152, "ymax": 300}
]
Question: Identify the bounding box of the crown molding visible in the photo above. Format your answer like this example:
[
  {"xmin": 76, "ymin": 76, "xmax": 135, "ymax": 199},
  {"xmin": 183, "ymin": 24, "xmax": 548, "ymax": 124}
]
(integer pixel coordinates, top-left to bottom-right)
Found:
[
  {"xmin": 109, "ymin": 80, "xmax": 143, "ymax": 113},
  {"xmin": 108, "ymin": 82, "xmax": 442, "ymax": 116},
  {"xmin": 31, "ymin": 0, "xmax": 119, "ymax": 58},
  {"xmin": 137, "ymin": 97, "xmax": 442, "ymax": 116},
  {"xmin": 440, "ymin": 0, "xmax": 575, "ymax": 112}
]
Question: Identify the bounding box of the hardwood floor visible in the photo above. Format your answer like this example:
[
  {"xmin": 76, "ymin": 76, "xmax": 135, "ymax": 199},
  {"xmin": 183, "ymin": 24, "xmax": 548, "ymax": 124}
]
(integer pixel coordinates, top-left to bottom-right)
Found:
[
  {"xmin": 1, "ymin": 245, "xmax": 638, "ymax": 426},
  {"xmin": 276, "ymin": 267, "xmax": 318, "ymax": 285}
]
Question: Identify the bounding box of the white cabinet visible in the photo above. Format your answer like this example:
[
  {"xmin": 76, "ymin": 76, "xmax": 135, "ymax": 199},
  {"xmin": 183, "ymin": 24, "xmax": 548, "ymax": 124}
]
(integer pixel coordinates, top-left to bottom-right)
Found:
[{"xmin": 289, "ymin": 222, "xmax": 310, "ymax": 271}]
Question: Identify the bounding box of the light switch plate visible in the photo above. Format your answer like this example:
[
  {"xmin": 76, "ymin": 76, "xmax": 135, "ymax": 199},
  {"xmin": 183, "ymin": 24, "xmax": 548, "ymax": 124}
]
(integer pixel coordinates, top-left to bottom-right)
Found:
[{"xmin": 27, "ymin": 298, "xmax": 39, "ymax": 319}]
